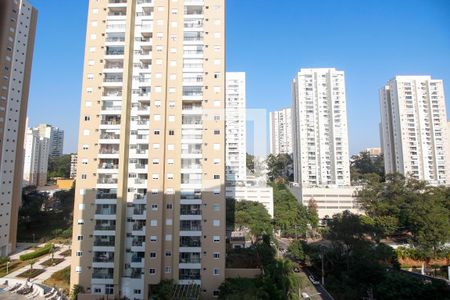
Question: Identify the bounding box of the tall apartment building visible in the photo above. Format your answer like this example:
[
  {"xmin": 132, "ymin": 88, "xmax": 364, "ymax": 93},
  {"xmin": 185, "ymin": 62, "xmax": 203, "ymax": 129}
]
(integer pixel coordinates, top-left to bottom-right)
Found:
[
  {"xmin": 23, "ymin": 128, "xmax": 50, "ymax": 187},
  {"xmin": 0, "ymin": 0, "xmax": 37, "ymax": 256},
  {"xmin": 34, "ymin": 124, "xmax": 64, "ymax": 158},
  {"xmin": 380, "ymin": 76, "xmax": 449, "ymax": 185},
  {"xmin": 71, "ymin": 1, "xmax": 226, "ymax": 299},
  {"xmin": 292, "ymin": 68, "xmax": 350, "ymax": 187},
  {"xmin": 269, "ymin": 108, "xmax": 292, "ymax": 155},
  {"xmin": 70, "ymin": 153, "xmax": 78, "ymax": 179},
  {"xmin": 225, "ymin": 72, "xmax": 246, "ymax": 183}
]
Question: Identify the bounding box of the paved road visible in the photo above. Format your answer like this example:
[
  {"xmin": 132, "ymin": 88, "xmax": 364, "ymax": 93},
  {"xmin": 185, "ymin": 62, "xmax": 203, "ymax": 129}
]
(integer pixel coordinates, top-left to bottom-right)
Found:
[
  {"xmin": 301, "ymin": 268, "xmax": 334, "ymax": 300},
  {"xmin": 276, "ymin": 237, "xmax": 334, "ymax": 300}
]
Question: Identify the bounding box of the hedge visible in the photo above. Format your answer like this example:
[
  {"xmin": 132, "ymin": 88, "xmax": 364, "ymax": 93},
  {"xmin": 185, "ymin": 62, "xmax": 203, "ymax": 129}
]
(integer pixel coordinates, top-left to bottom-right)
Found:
[{"xmin": 20, "ymin": 244, "xmax": 53, "ymax": 261}]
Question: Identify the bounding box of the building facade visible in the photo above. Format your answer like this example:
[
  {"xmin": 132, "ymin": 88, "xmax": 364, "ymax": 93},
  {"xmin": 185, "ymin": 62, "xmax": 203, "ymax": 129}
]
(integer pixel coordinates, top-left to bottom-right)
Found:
[
  {"xmin": 71, "ymin": 1, "xmax": 226, "ymax": 299},
  {"xmin": 269, "ymin": 108, "xmax": 292, "ymax": 155},
  {"xmin": 34, "ymin": 124, "xmax": 64, "ymax": 158},
  {"xmin": 70, "ymin": 153, "xmax": 78, "ymax": 179},
  {"xmin": 225, "ymin": 72, "xmax": 246, "ymax": 182},
  {"xmin": 292, "ymin": 68, "xmax": 351, "ymax": 187},
  {"xmin": 23, "ymin": 128, "xmax": 50, "ymax": 187},
  {"xmin": 380, "ymin": 76, "xmax": 449, "ymax": 185},
  {"xmin": 0, "ymin": 0, "xmax": 37, "ymax": 256}
]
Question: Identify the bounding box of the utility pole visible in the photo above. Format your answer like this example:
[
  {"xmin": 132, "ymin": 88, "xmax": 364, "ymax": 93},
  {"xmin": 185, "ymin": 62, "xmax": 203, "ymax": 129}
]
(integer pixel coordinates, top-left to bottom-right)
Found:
[{"xmin": 320, "ymin": 245, "xmax": 325, "ymax": 285}]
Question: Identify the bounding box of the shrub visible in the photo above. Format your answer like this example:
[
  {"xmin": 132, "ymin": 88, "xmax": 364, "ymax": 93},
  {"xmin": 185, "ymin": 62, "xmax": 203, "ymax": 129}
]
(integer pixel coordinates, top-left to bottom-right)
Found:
[{"xmin": 20, "ymin": 243, "xmax": 53, "ymax": 261}]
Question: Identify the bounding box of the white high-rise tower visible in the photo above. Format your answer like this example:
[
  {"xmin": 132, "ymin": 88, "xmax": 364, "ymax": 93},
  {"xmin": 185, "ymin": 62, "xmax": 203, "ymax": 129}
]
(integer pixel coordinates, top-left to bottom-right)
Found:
[
  {"xmin": 292, "ymin": 68, "xmax": 350, "ymax": 187},
  {"xmin": 380, "ymin": 76, "xmax": 449, "ymax": 185}
]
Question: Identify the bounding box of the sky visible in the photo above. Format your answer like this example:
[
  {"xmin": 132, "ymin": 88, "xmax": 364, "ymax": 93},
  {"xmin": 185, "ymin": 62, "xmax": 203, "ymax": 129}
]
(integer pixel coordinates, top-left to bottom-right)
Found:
[{"xmin": 27, "ymin": 0, "xmax": 450, "ymax": 155}]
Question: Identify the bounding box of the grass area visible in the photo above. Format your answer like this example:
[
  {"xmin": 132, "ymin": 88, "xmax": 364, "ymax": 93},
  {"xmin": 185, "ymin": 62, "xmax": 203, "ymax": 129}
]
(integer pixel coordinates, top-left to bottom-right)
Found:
[
  {"xmin": 40, "ymin": 258, "xmax": 64, "ymax": 267},
  {"xmin": 43, "ymin": 266, "xmax": 70, "ymax": 295},
  {"xmin": 0, "ymin": 260, "xmax": 28, "ymax": 277},
  {"xmin": 59, "ymin": 250, "xmax": 71, "ymax": 257},
  {"xmin": 17, "ymin": 268, "xmax": 45, "ymax": 278},
  {"xmin": 19, "ymin": 244, "xmax": 54, "ymax": 261}
]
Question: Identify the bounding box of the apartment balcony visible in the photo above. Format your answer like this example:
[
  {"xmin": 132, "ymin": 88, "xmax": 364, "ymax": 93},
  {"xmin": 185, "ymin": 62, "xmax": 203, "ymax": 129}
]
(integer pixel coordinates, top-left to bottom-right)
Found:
[
  {"xmin": 99, "ymin": 131, "xmax": 120, "ymax": 141},
  {"xmin": 104, "ymin": 62, "xmax": 124, "ymax": 72},
  {"xmin": 105, "ymin": 36, "xmax": 125, "ymax": 45},
  {"xmin": 131, "ymin": 240, "xmax": 145, "ymax": 252},
  {"xmin": 93, "ymin": 236, "xmax": 116, "ymax": 248},
  {"xmin": 101, "ymin": 106, "xmax": 122, "ymax": 115},
  {"xmin": 184, "ymin": 6, "xmax": 203, "ymax": 17},
  {"xmin": 107, "ymin": 7, "xmax": 126, "ymax": 19},
  {"xmin": 92, "ymin": 268, "xmax": 114, "ymax": 281},
  {"xmin": 130, "ymin": 268, "xmax": 143, "ymax": 279},
  {"xmin": 180, "ymin": 236, "xmax": 201, "ymax": 248},
  {"xmin": 108, "ymin": 4, "xmax": 126, "ymax": 11},
  {"xmin": 94, "ymin": 223, "xmax": 116, "ymax": 232}
]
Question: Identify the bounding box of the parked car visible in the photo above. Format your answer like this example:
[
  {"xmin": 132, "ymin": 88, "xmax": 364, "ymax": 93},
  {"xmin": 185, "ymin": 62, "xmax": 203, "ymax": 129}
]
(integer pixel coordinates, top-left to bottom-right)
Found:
[{"xmin": 309, "ymin": 275, "xmax": 320, "ymax": 285}]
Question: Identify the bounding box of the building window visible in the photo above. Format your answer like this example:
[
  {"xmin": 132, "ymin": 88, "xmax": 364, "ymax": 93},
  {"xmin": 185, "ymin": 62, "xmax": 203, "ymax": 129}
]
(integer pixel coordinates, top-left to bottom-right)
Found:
[
  {"xmin": 150, "ymin": 252, "xmax": 156, "ymax": 258},
  {"xmin": 149, "ymin": 268, "xmax": 156, "ymax": 275},
  {"xmin": 166, "ymin": 204, "xmax": 173, "ymax": 210},
  {"xmin": 134, "ymin": 290, "xmax": 141, "ymax": 295},
  {"xmin": 169, "ymin": 130, "xmax": 175, "ymax": 135},
  {"xmin": 213, "ymin": 252, "xmax": 220, "ymax": 259},
  {"xmin": 213, "ymin": 175, "xmax": 220, "ymax": 179},
  {"xmin": 213, "ymin": 268, "xmax": 220, "ymax": 276},
  {"xmin": 165, "ymin": 266, "xmax": 172, "ymax": 273},
  {"xmin": 165, "ymin": 251, "xmax": 172, "ymax": 257},
  {"xmin": 213, "ymin": 236, "xmax": 220, "ymax": 243}
]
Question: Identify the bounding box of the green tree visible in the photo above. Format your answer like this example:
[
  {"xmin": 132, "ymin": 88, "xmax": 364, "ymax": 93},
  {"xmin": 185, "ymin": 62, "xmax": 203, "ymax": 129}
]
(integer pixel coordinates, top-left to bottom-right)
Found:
[
  {"xmin": 48, "ymin": 154, "xmax": 71, "ymax": 179},
  {"xmin": 350, "ymin": 151, "xmax": 384, "ymax": 182},
  {"xmin": 234, "ymin": 200, "xmax": 273, "ymax": 239},
  {"xmin": 287, "ymin": 240, "xmax": 305, "ymax": 261},
  {"xmin": 272, "ymin": 183, "xmax": 309, "ymax": 237},
  {"xmin": 246, "ymin": 153, "xmax": 255, "ymax": 174},
  {"xmin": 70, "ymin": 284, "xmax": 84, "ymax": 300},
  {"xmin": 266, "ymin": 154, "xmax": 292, "ymax": 182},
  {"xmin": 151, "ymin": 280, "xmax": 174, "ymax": 300}
]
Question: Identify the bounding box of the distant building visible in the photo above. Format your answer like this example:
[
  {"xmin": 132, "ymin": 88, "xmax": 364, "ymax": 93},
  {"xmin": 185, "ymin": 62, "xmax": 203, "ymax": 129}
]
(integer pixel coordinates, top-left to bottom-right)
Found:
[
  {"xmin": 23, "ymin": 128, "xmax": 49, "ymax": 187},
  {"xmin": 70, "ymin": 153, "xmax": 77, "ymax": 179},
  {"xmin": 0, "ymin": 0, "xmax": 38, "ymax": 256},
  {"xmin": 34, "ymin": 124, "xmax": 64, "ymax": 158},
  {"xmin": 289, "ymin": 184, "xmax": 361, "ymax": 221},
  {"xmin": 269, "ymin": 108, "xmax": 293, "ymax": 155},
  {"xmin": 226, "ymin": 180, "xmax": 274, "ymax": 218},
  {"xmin": 364, "ymin": 147, "xmax": 382, "ymax": 157},
  {"xmin": 292, "ymin": 68, "xmax": 351, "ymax": 187},
  {"xmin": 226, "ymin": 72, "xmax": 247, "ymax": 182},
  {"xmin": 380, "ymin": 76, "xmax": 449, "ymax": 185}
]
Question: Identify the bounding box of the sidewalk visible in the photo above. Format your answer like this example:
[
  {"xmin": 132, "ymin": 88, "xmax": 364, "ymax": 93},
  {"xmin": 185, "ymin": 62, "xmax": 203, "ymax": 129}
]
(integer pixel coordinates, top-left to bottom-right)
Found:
[{"xmin": 4, "ymin": 243, "xmax": 72, "ymax": 284}]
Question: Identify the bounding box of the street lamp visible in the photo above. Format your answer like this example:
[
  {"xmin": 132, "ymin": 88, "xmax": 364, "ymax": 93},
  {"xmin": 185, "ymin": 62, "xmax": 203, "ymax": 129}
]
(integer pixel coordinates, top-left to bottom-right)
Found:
[{"xmin": 319, "ymin": 245, "xmax": 325, "ymax": 286}]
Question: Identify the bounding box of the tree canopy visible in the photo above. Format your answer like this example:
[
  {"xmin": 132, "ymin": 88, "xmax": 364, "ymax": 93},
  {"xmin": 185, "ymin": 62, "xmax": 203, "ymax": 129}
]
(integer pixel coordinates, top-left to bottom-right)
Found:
[
  {"xmin": 266, "ymin": 154, "xmax": 293, "ymax": 182},
  {"xmin": 234, "ymin": 200, "xmax": 273, "ymax": 238},
  {"xmin": 272, "ymin": 183, "xmax": 318, "ymax": 237},
  {"xmin": 48, "ymin": 154, "xmax": 71, "ymax": 179},
  {"xmin": 350, "ymin": 151, "xmax": 384, "ymax": 183},
  {"xmin": 357, "ymin": 173, "xmax": 450, "ymax": 258}
]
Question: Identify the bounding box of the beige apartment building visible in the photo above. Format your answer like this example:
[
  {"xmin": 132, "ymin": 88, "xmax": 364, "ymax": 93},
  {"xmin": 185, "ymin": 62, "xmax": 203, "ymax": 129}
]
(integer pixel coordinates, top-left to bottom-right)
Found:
[
  {"xmin": 0, "ymin": 0, "xmax": 37, "ymax": 256},
  {"xmin": 71, "ymin": 0, "xmax": 226, "ymax": 299}
]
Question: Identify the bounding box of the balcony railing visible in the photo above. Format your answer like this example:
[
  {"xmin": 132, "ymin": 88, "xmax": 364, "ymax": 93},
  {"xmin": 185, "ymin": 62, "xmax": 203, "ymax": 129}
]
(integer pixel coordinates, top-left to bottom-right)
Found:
[
  {"xmin": 97, "ymin": 178, "xmax": 118, "ymax": 185},
  {"xmin": 96, "ymin": 193, "xmax": 117, "ymax": 199}
]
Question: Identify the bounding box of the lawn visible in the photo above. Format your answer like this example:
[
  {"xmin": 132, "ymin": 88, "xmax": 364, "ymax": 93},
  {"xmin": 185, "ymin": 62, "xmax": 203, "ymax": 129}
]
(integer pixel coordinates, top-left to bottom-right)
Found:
[
  {"xmin": 17, "ymin": 268, "xmax": 45, "ymax": 278},
  {"xmin": 59, "ymin": 250, "xmax": 71, "ymax": 257},
  {"xmin": 40, "ymin": 258, "xmax": 64, "ymax": 267},
  {"xmin": 43, "ymin": 266, "xmax": 70, "ymax": 295},
  {"xmin": 0, "ymin": 260, "xmax": 28, "ymax": 277}
]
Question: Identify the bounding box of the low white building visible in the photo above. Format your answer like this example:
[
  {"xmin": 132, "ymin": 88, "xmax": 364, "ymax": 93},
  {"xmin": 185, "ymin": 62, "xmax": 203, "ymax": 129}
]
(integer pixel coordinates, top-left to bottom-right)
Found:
[
  {"xmin": 226, "ymin": 180, "xmax": 274, "ymax": 218},
  {"xmin": 289, "ymin": 184, "xmax": 362, "ymax": 220}
]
